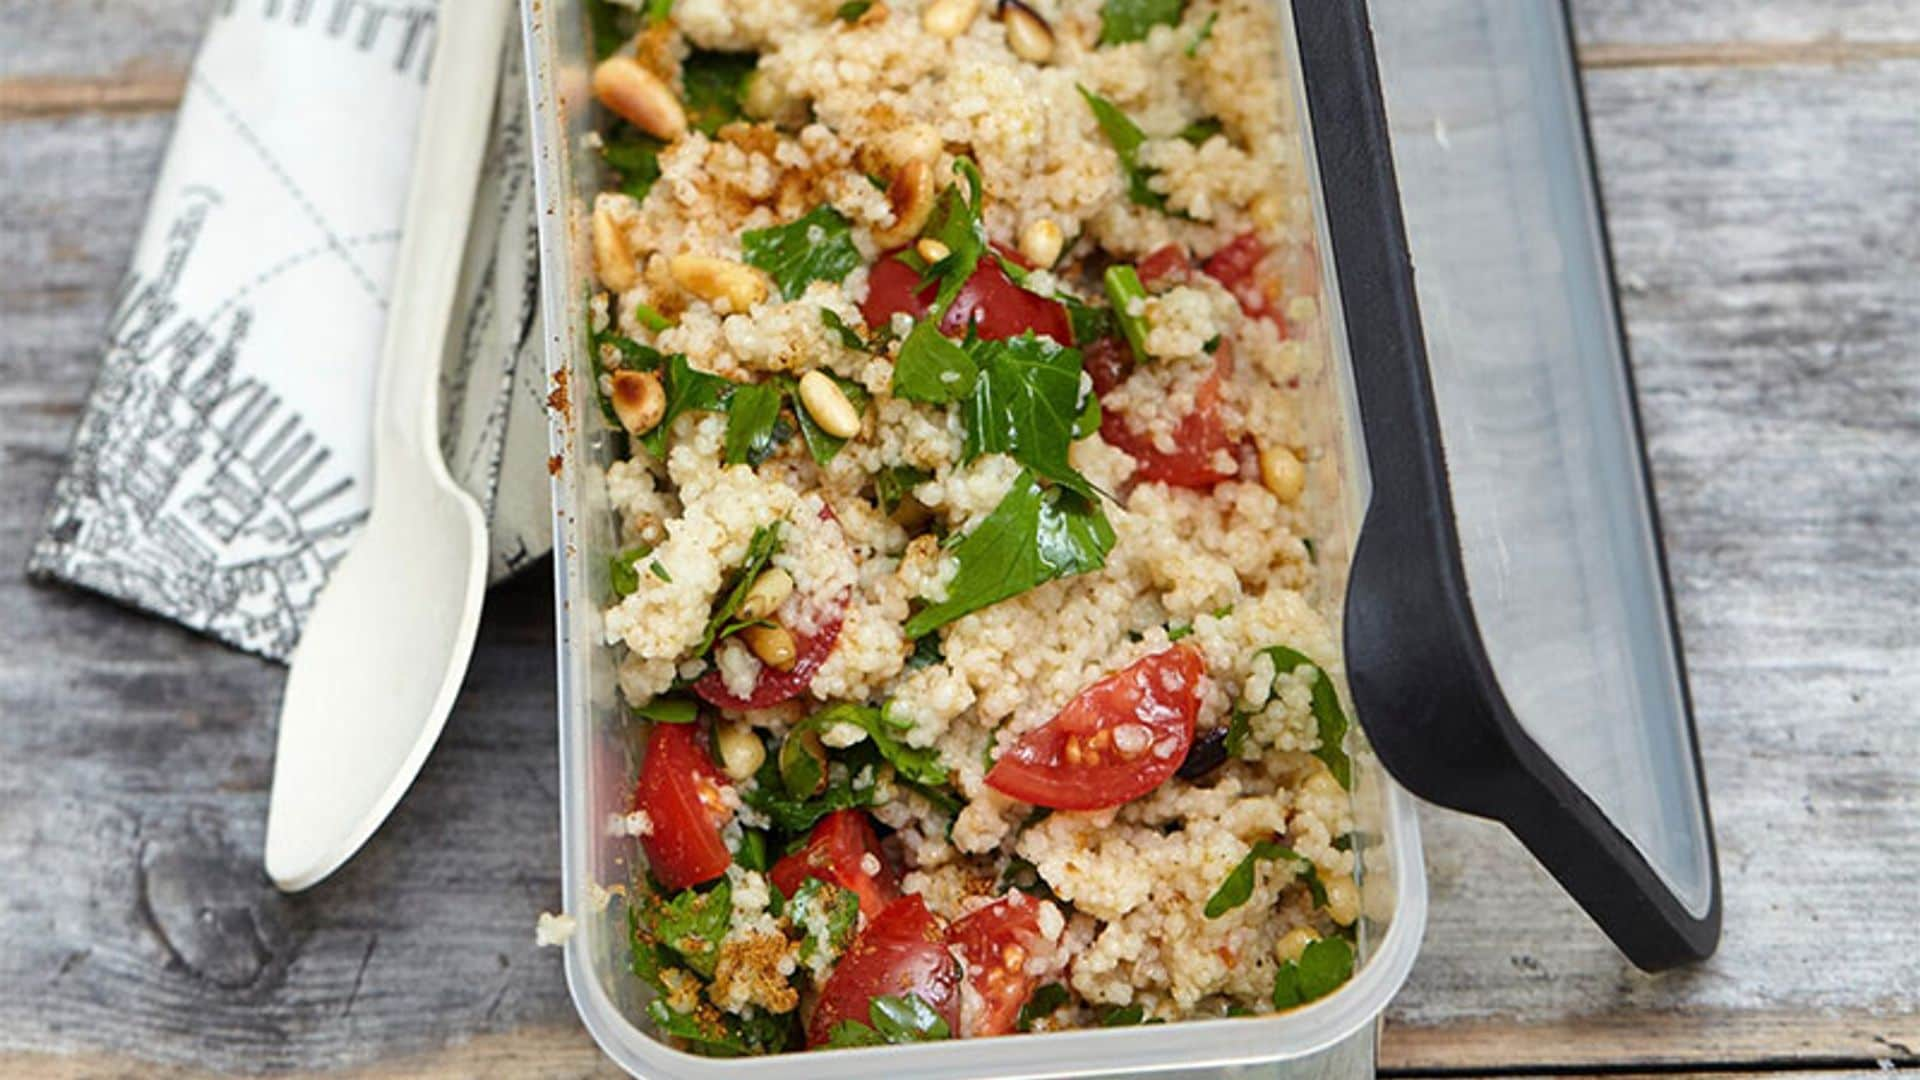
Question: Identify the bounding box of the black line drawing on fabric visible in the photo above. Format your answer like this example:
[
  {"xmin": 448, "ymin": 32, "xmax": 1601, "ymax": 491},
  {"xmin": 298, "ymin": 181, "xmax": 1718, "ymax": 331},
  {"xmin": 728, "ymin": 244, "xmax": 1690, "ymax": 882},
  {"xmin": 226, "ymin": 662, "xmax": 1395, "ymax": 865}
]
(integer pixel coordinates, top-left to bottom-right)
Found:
[{"xmin": 216, "ymin": 0, "xmax": 437, "ymax": 78}]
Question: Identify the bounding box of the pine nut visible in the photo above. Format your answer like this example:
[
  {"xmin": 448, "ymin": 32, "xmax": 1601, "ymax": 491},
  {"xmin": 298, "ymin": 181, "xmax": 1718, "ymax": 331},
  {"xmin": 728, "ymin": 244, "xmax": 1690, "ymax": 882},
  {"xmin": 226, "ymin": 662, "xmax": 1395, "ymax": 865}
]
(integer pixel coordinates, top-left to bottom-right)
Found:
[
  {"xmin": 873, "ymin": 158, "xmax": 936, "ymax": 248},
  {"xmin": 669, "ymin": 254, "xmax": 769, "ymax": 312},
  {"xmin": 742, "ymin": 623, "xmax": 798, "ymax": 670},
  {"xmin": 738, "ymin": 567, "xmax": 794, "ymax": 621},
  {"xmin": 1018, "ymin": 218, "xmax": 1064, "ymax": 268},
  {"xmin": 798, "ymin": 370, "xmax": 862, "ymax": 439},
  {"xmin": 1259, "ymin": 442, "xmax": 1306, "ymax": 503},
  {"xmin": 592, "ymin": 202, "xmax": 639, "ymax": 293},
  {"xmin": 714, "ymin": 721, "xmax": 767, "ymax": 781},
  {"xmin": 592, "ymin": 56, "xmax": 687, "ymax": 142},
  {"xmin": 609, "ymin": 369, "xmax": 665, "ymax": 435},
  {"xmin": 1001, "ymin": 0, "xmax": 1054, "ymax": 63},
  {"xmin": 1274, "ymin": 926, "xmax": 1319, "ymax": 964},
  {"xmin": 1322, "ymin": 872, "xmax": 1361, "ymax": 926},
  {"xmin": 922, "ymin": 0, "xmax": 980, "ymax": 39},
  {"xmin": 916, "ymin": 237, "xmax": 951, "ymax": 264}
]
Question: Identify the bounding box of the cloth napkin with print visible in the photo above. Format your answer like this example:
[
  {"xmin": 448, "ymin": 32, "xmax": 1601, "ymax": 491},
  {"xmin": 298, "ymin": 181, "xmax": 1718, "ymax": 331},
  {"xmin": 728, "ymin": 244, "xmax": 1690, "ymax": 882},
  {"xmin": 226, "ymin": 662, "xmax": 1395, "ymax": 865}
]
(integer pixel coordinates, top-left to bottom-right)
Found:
[{"xmin": 30, "ymin": 1, "xmax": 552, "ymax": 661}]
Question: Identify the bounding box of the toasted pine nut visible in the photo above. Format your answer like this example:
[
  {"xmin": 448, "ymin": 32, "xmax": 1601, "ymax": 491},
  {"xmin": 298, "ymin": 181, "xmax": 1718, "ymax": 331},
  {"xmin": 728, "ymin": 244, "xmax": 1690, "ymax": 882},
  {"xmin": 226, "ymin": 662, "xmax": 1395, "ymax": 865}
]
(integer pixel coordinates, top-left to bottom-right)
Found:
[
  {"xmin": 741, "ymin": 70, "xmax": 781, "ymax": 121},
  {"xmin": 1301, "ymin": 768, "xmax": 1344, "ymax": 803},
  {"xmin": 592, "ymin": 203, "xmax": 639, "ymax": 293},
  {"xmin": 592, "ymin": 56, "xmax": 687, "ymax": 142},
  {"xmin": 1259, "ymin": 443, "xmax": 1307, "ymax": 503},
  {"xmin": 609, "ymin": 369, "xmax": 665, "ymax": 434},
  {"xmin": 669, "ymin": 254, "xmax": 769, "ymax": 312},
  {"xmin": 1001, "ymin": 0, "xmax": 1054, "ymax": 63},
  {"xmin": 798, "ymin": 370, "xmax": 862, "ymax": 439},
  {"xmin": 738, "ymin": 567, "xmax": 795, "ymax": 621},
  {"xmin": 916, "ymin": 237, "xmax": 951, "ymax": 264},
  {"xmin": 714, "ymin": 721, "xmax": 767, "ymax": 781},
  {"xmin": 873, "ymin": 159, "xmax": 936, "ymax": 248},
  {"xmin": 1322, "ymin": 873, "xmax": 1361, "ymax": 927},
  {"xmin": 922, "ymin": 0, "xmax": 980, "ymax": 39},
  {"xmin": 1274, "ymin": 926, "xmax": 1319, "ymax": 964},
  {"xmin": 742, "ymin": 623, "xmax": 798, "ymax": 670},
  {"xmin": 1018, "ymin": 218, "xmax": 1064, "ymax": 268}
]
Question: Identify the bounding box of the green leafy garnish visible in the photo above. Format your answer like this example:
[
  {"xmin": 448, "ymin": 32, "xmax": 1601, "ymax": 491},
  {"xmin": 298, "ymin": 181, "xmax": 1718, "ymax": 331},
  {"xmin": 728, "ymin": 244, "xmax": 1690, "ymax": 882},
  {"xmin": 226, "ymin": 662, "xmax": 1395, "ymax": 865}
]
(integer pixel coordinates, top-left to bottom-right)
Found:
[
  {"xmin": 739, "ymin": 748, "xmax": 881, "ymax": 832},
  {"xmin": 1098, "ymin": 1003, "xmax": 1149, "ymax": 1026},
  {"xmin": 802, "ymin": 702, "xmax": 949, "ymax": 786},
  {"xmin": 917, "ymin": 159, "xmax": 991, "ymax": 317},
  {"xmin": 1078, "ymin": 86, "xmax": 1164, "ymax": 211},
  {"xmin": 892, "ymin": 320, "xmax": 979, "ymax": 404},
  {"xmin": 1186, "ymin": 11, "xmax": 1217, "ymax": 55},
  {"xmin": 1167, "ymin": 622, "xmax": 1193, "ymax": 642},
  {"xmin": 681, "ymin": 50, "xmax": 756, "ymax": 135},
  {"xmin": 998, "ymin": 854, "xmax": 1055, "ymax": 901},
  {"xmin": 742, "ymin": 206, "xmax": 864, "ymax": 300},
  {"xmin": 826, "ymin": 993, "xmax": 953, "ymax": 1047},
  {"xmin": 960, "ymin": 332, "xmax": 1095, "ymax": 496},
  {"xmin": 786, "ymin": 878, "xmax": 860, "ymax": 964},
  {"xmin": 1223, "ymin": 709, "xmax": 1252, "ymax": 757},
  {"xmin": 1061, "ymin": 292, "xmax": 1118, "ymax": 347},
  {"xmin": 835, "ymin": 0, "xmax": 872, "ymax": 20},
  {"xmin": 1098, "ymin": 0, "xmax": 1185, "ymax": 45},
  {"xmin": 587, "ymin": 0, "xmax": 639, "ymax": 60},
  {"xmin": 903, "ymin": 628, "xmax": 943, "ymax": 670},
  {"xmin": 647, "ymin": 999, "xmax": 794, "ymax": 1057},
  {"xmin": 1271, "ymin": 936, "xmax": 1354, "ymax": 1009},
  {"xmin": 902, "ymin": 470, "xmax": 1115, "ymax": 638},
  {"xmin": 734, "ymin": 827, "xmax": 769, "ymax": 872},
  {"xmin": 1103, "ymin": 264, "xmax": 1152, "ymax": 363},
  {"xmin": 633, "ymin": 302, "xmax": 674, "ymax": 332},
  {"xmin": 1204, "ymin": 839, "xmax": 1319, "ymax": 918},
  {"xmin": 645, "ymin": 0, "xmax": 674, "ymax": 25},
  {"xmin": 610, "ymin": 545, "xmax": 652, "ymax": 596},
  {"xmin": 1017, "ymin": 983, "xmax": 1071, "ymax": 1031},
  {"xmin": 1179, "ymin": 117, "xmax": 1224, "ymax": 145},
  {"xmin": 601, "ymin": 126, "xmax": 666, "ymax": 200},
  {"xmin": 639, "ymin": 353, "xmax": 733, "ymax": 457},
  {"xmin": 778, "ymin": 727, "xmax": 829, "ymax": 798},
  {"xmin": 875, "ymin": 465, "xmax": 933, "ymax": 516},
  {"xmin": 1261, "ymin": 646, "xmax": 1352, "ymax": 789},
  {"xmin": 722, "ymin": 381, "xmax": 787, "ymax": 466},
  {"xmin": 649, "ymin": 560, "xmax": 673, "ymax": 582},
  {"xmin": 696, "ymin": 522, "xmax": 783, "ymax": 653},
  {"xmin": 634, "ymin": 696, "xmax": 698, "ymax": 724},
  {"xmin": 644, "ymin": 878, "xmax": 732, "ymax": 978},
  {"xmin": 821, "ymin": 308, "xmax": 867, "ymax": 350}
]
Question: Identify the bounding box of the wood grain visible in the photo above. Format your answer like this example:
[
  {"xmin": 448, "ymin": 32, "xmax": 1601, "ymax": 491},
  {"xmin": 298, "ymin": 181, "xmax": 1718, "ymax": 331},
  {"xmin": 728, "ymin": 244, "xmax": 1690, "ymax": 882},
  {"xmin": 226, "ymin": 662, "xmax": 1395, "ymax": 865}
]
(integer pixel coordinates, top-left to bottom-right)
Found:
[{"xmin": 1, "ymin": 0, "xmax": 1917, "ymax": 1076}]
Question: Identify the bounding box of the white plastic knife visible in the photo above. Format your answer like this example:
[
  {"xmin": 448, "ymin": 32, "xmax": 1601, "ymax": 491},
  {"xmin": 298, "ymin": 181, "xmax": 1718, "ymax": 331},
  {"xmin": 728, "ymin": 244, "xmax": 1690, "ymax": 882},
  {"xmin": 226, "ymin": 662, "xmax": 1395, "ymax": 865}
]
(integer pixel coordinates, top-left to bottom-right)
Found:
[{"xmin": 264, "ymin": 0, "xmax": 510, "ymax": 892}]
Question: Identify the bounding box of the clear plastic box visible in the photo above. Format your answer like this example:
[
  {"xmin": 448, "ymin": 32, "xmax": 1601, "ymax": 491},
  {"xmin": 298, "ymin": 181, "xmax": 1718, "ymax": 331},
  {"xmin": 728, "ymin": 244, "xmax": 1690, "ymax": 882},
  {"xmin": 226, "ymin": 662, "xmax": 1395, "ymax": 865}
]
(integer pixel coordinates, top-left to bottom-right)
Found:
[{"xmin": 522, "ymin": 1, "xmax": 1430, "ymax": 1075}]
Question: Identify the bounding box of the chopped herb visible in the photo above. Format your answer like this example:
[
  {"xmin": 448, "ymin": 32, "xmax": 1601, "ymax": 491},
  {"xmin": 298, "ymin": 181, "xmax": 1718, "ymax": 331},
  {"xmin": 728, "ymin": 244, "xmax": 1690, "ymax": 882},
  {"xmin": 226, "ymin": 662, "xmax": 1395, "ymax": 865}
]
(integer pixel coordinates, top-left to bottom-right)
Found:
[
  {"xmin": 1098, "ymin": 1003, "xmax": 1148, "ymax": 1026},
  {"xmin": 903, "ymin": 630, "xmax": 943, "ymax": 670},
  {"xmin": 875, "ymin": 465, "xmax": 933, "ymax": 516},
  {"xmin": 645, "ymin": 878, "xmax": 732, "ymax": 978},
  {"xmin": 1061, "ymin": 291, "xmax": 1118, "ymax": 346},
  {"xmin": 1078, "ymin": 86, "xmax": 1165, "ymax": 211},
  {"xmin": 738, "ymin": 748, "xmax": 881, "ymax": 832},
  {"xmin": 1331, "ymin": 833, "xmax": 1354, "ymax": 853},
  {"xmin": 902, "ymin": 470, "xmax": 1115, "ymax": 638},
  {"xmin": 1302, "ymin": 537, "xmax": 1317, "ymax": 563},
  {"xmin": 1204, "ymin": 839, "xmax": 1316, "ymax": 918},
  {"xmin": 1223, "ymin": 709, "xmax": 1252, "ymax": 757},
  {"xmin": 820, "ymin": 308, "xmax": 867, "ymax": 350},
  {"xmin": 791, "ymin": 372, "xmax": 870, "ymax": 465},
  {"xmin": 778, "ymin": 727, "xmax": 829, "ymax": 798},
  {"xmin": 735, "ymin": 827, "xmax": 770, "ymax": 872},
  {"xmin": 722, "ymin": 381, "xmax": 787, "ymax": 466},
  {"xmin": 696, "ymin": 522, "xmax": 782, "ymax": 653},
  {"xmin": 998, "ymin": 855, "xmax": 1055, "ymax": 901},
  {"xmin": 1186, "ymin": 10, "xmax": 1217, "ymax": 55},
  {"xmin": 1179, "ymin": 117, "xmax": 1223, "ymax": 145},
  {"xmin": 892, "ymin": 320, "xmax": 979, "ymax": 404},
  {"xmin": 633, "ymin": 302, "xmax": 674, "ymax": 332},
  {"xmin": 787, "ymin": 878, "xmax": 860, "ymax": 963},
  {"xmin": 634, "ymin": 696, "xmax": 699, "ymax": 724},
  {"xmin": 638, "ymin": 353, "xmax": 733, "ymax": 457},
  {"xmin": 647, "ymin": 998, "xmax": 794, "ymax": 1057},
  {"xmin": 609, "ymin": 545, "xmax": 652, "ymax": 596},
  {"xmin": 1261, "ymin": 646, "xmax": 1352, "ymax": 789},
  {"xmin": 1167, "ymin": 622, "xmax": 1193, "ymax": 642},
  {"xmin": 645, "ymin": 0, "xmax": 673, "ymax": 25},
  {"xmin": 960, "ymin": 331, "xmax": 1096, "ymax": 496},
  {"xmin": 1271, "ymin": 936, "xmax": 1354, "ymax": 1009},
  {"xmin": 600, "ymin": 127, "xmax": 665, "ymax": 200},
  {"xmin": 742, "ymin": 206, "xmax": 863, "ymax": 300},
  {"xmin": 917, "ymin": 159, "xmax": 990, "ymax": 316},
  {"xmin": 902, "ymin": 778, "xmax": 964, "ymax": 819},
  {"xmin": 1098, "ymin": 0, "xmax": 1185, "ymax": 45},
  {"xmin": 1018, "ymin": 983, "xmax": 1072, "ymax": 1031},
  {"xmin": 649, "ymin": 560, "xmax": 673, "ymax": 582},
  {"xmin": 587, "ymin": 0, "xmax": 639, "ymax": 60},
  {"xmin": 827, "ymin": 993, "xmax": 953, "ymax": 1047},
  {"xmin": 681, "ymin": 50, "xmax": 756, "ymax": 135},
  {"xmin": 1103, "ymin": 264, "xmax": 1152, "ymax": 363},
  {"xmin": 803, "ymin": 702, "xmax": 949, "ymax": 786},
  {"xmin": 835, "ymin": 0, "xmax": 872, "ymax": 20}
]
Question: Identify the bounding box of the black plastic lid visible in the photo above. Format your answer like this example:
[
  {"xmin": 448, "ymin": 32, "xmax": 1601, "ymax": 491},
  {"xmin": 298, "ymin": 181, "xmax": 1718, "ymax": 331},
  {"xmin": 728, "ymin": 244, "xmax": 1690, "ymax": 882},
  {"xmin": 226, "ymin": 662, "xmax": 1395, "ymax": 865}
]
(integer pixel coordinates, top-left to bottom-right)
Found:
[{"xmin": 1290, "ymin": 0, "xmax": 1721, "ymax": 970}]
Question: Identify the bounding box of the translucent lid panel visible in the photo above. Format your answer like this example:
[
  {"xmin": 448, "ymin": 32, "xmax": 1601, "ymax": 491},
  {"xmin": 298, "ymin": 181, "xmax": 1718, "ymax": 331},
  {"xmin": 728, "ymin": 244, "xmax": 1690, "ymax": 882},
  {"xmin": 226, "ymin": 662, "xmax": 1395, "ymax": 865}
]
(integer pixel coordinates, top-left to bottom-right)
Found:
[{"xmin": 1368, "ymin": 0, "xmax": 1713, "ymax": 917}]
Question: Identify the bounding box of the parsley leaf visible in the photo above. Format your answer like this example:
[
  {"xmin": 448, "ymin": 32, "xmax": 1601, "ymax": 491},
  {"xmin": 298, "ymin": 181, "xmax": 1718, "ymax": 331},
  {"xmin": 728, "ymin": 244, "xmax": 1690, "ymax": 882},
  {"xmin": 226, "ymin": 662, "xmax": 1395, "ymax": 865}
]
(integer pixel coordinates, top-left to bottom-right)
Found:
[
  {"xmin": 1204, "ymin": 839, "xmax": 1314, "ymax": 918},
  {"xmin": 1017, "ymin": 983, "xmax": 1071, "ymax": 1031},
  {"xmin": 918, "ymin": 159, "xmax": 990, "ymax": 316},
  {"xmin": 722, "ymin": 381, "xmax": 787, "ymax": 466},
  {"xmin": 639, "ymin": 353, "xmax": 733, "ymax": 457},
  {"xmin": 696, "ymin": 523, "xmax": 782, "ymax": 654},
  {"xmin": 643, "ymin": 878, "xmax": 732, "ymax": 978},
  {"xmin": 681, "ymin": 50, "xmax": 756, "ymax": 135},
  {"xmin": 1098, "ymin": 1003, "xmax": 1149, "ymax": 1026},
  {"xmin": 1061, "ymin": 291, "xmax": 1118, "ymax": 346},
  {"xmin": 828, "ymin": 993, "xmax": 953, "ymax": 1046},
  {"xmin": 1079, "ymin": 86, "xmax": 1165, "ymax": 211},
  {"xmin": 649, "ymin": 559, "xmax": 673, "ymax": 582},
  {"xmin": 647, "ymin": 999, "xmax": 794, "ymax": 1057},
  {"xmin": 1260, "ymin": 646, "xmax": 1352, "ymax": 789},
  {"xmin": 734, "ymin": 827, "xmax": 769, "ymax": 871},
  {"xmin": 1271, "ymin": 936, "xmax": 1354, "ymax": 1009},
  {"xmin": 1223, "ymin": 709, "xmax": 1252, "ymax": 757},
  {"xmin": 821, "ymin": 308, "xmax": 868, "ymax": 350},
  {"xmin": 742, "ymin": 206, "xmax": 864, "ymax": 300},
  {"xmin": 875, "ymin": 464, "xmax": 932, "ymax": 516},
  {"xmin": 804, "ymin": 702, "xmax": 949, "ymax": 786},
  {"xmin": 1186, "ymin": 10, "xmax": 1217, "ymax": 55},
  {"xmin": 960, "ymin": 332, "xmax": 1094, "ymax": 496},
  {"xmin": 892, "ymin": 320, "xmax": 979, "ymax": 404},
  {"xmin": 739, "ymin": 748, "xmax": 881, "ymax": 832},
  {"xmin": 902, "ymin": 469, "xmax": 1115, "ymax": 638},
  {"xmin": 609, "ymin": 545, "xmax": 652, "ymax": 597},
  {"xmin": 601, "ymin": 126, "xmax": 666, "ymax": 200},
  {"xmin": 998, "ymin": 854, "xmax": 1055, "ymax": 901},
  {"xmin": 1179, "ymin": 117, "xmax": 1224, "ymax": 145},
  {"xmin": 1103, "ymin": 264, "xmax": 1152, "ymax": 363},
  {"xmin": 787, "ymin": 878, "xmax": 861, "ymax": 964},
  {"xmin": 633, "ymin": 302, "xmax": 674, "ymax": 332},
  {"xmin": 634, "ymin": 696, "xmax": 698, "ymax": 724},
  {"xmin": 1098, "ymin": 0, "xmax": 1185, "ymax": 45},
  {"xmin": 836, "ymin": 0, "xmax": 873, "ymax": 20}
]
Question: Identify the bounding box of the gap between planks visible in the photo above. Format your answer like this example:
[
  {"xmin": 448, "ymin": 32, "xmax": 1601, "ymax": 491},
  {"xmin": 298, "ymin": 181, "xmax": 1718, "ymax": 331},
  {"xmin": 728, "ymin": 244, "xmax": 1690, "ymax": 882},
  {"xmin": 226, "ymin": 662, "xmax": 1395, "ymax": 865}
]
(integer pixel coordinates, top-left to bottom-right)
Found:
[{"xmin": 4, "ymin": 38, "xmax": 1920, "ymax": 121}]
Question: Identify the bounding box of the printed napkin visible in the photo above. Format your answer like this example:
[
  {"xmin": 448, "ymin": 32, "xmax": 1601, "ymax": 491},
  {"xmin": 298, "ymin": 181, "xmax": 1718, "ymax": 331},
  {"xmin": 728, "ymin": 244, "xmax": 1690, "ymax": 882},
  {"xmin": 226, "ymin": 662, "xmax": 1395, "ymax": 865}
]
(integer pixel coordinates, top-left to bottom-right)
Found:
[{"xmin": 30, "ymin": 1, "xmax": 552, "ymax": 661}]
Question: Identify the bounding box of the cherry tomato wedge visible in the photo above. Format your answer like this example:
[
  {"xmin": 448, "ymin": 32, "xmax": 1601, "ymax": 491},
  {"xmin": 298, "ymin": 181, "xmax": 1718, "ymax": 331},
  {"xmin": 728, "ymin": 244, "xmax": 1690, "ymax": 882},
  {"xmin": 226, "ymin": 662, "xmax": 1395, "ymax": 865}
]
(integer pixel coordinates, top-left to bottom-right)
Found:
[
  {"xmin": 807, "ymin": 894, "xmax": 961, "ymax": 1048},
  {"xmin": 1082, "ymin": 334, "xmax": 1135, "ymax": 397},
  {"xmin": 692, "ymin": 596, "xmax": 847, "ymax": 710},
  {"xmin": 861, "ymin": 246, "xmax": 1071, "ymax": 344},
  {"xmin": 949, "ymin": 892, "xmax": 1046, "ymax": 1037},
  {"xmin": 1098, "ymin": 345, "xmax": 1238, "ymax": 490},
  {"xmin": 769, "ymin": 810, "xmax": 899, "ymax": 920},
  {"xmin": 1202, "ymin": 231, "xmax": 1286, "ymax": 331},
  {"xmin": 985, "ymin": 645, "xmax": 1205, "ymax": 811},
  {"xmin": 631, "ymin": 723, "xmax": 734, "ymax": 891},
  {"xmin": 1136, "ymin": 242, "xmax": 1192, "ymax": 289}
]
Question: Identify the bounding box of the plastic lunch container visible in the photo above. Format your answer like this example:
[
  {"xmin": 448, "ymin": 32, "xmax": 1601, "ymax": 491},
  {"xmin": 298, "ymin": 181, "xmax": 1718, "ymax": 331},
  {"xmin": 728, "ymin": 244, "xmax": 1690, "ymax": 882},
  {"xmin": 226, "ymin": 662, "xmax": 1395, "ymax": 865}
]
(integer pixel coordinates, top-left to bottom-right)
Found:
[{"xmin": 523, "ymin": 2, "xmax": 1723, "ymax": 1076}]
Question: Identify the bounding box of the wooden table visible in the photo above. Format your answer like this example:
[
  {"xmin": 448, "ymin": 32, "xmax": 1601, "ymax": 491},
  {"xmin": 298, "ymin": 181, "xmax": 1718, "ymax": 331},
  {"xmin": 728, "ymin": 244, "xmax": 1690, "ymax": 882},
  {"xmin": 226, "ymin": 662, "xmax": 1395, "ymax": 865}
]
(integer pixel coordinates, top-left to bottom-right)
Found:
[{"xmin": 3, "ymin": 2, "xmax": 1916, "ymax": 1076}]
